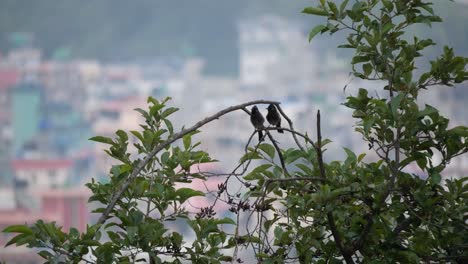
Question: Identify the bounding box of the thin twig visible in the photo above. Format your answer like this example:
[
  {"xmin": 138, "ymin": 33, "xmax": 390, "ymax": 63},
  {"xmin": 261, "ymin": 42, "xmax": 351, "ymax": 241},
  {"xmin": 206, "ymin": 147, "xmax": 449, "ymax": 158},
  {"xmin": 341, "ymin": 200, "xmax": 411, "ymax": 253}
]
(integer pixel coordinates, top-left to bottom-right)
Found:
[
  {"xmin": 275, "ymin": 104, "xmax": 306, "ymax": 151},
  {"xmin": 265, "ymin": 131, "xmax": 289, "ymax": 177}
]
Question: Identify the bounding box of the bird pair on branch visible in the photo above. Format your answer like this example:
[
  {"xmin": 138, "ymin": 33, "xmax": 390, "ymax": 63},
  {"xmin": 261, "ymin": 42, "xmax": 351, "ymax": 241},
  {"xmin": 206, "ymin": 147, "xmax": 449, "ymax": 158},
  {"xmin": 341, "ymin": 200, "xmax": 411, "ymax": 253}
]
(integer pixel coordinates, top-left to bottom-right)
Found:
[{"xmin": 250, "ymin": 104, "xmax": 284, "ymax": 142}]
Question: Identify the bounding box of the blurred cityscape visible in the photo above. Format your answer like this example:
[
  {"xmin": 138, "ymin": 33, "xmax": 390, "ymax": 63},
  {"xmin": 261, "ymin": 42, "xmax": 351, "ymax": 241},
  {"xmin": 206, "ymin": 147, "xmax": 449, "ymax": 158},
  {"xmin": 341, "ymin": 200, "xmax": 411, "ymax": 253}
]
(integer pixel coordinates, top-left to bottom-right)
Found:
[{"xmin": 1, "ymin": 1, "xmax": 468, "ymax": 263}]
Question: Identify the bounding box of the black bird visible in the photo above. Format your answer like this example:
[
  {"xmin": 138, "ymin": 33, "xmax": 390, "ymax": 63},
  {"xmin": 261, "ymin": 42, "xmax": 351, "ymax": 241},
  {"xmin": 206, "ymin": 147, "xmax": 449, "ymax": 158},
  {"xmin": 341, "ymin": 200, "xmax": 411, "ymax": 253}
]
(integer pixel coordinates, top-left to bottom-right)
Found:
[
  {"xmin": 250, "ymin": 106, "xmax": 265, "ymax": 141},
  {"xmin": 266, "ymin": 104, "xmax": 284, "ymax": 133}
]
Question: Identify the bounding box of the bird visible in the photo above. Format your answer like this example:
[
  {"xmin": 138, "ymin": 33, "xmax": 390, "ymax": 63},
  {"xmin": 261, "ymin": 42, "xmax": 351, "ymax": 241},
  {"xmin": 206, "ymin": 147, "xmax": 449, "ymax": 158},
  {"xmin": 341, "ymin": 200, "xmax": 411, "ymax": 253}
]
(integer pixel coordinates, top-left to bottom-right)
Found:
[
  {"xmin": 250, "ymin": 106, "xmax": 265, "ymax": 142},
  {"xmin": 266, "ymin": 104, "xmax": 284, "ymax": 133}
]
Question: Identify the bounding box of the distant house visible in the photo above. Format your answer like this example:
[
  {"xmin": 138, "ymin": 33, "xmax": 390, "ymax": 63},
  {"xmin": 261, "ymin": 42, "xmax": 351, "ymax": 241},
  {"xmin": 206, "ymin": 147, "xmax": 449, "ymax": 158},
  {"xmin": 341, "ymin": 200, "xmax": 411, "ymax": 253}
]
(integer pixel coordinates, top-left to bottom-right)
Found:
[
  {"xmin": 238, "ymin": 15, "xmax": 317, "ymax": 92},
  {"xmin": 0, "ymin": 67, "xmax": 20, "ymax": 113},
  {"xmin": 11, "ymin": 82, "xmax": 43, "ymax": 154},
  {"xmin": 40, "ymin": 101, "xmax": 93, "ymax": 156},
  {"xmin": 11, "ymin": 159, "xmax": 73, "ymax": 190},
  {"xmin": 0, "ymin": 187, "xmax": 90, "ymax": 264},
  {"xmin": 39, "ymin": 188, "xmax": 90, "ymax": 232},
  {"xmin": 0, "ymin": 208, "xmax": 52, "ymax": 263}
]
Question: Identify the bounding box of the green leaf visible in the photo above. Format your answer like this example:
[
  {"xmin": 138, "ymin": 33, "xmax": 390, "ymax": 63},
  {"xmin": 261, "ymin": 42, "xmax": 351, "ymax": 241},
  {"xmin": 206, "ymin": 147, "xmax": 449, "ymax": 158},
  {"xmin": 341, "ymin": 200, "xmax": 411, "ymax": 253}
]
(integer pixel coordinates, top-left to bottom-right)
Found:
[
  {"xmin": 302, "ymin": 7, "xmax": 329, "ymax": 16},
  {"xmin": 363, "ymin": 63, "xmax": 373, "ymax": 77},
  {"xmin": 134, "ymin": 108, "xmax": 150, "ymax": 119},
  {"xmin": 351, "ymin": 55, "xmax": 370, "ymax": 64},
  {"xmin": 285, "ymin": 149, "xmax": 306, "ymax": 164},
  {"xmin": 421, "ymin": 4, "xmax": 434, "ymax": 15},
  {"xmin": 161, "ymin": 107, "xmax": 179, "ymax": 118},
  {"xmin": 150, "ymin": 103, "xmax": 165, "ymax": 117},
  {"xmin": 127, "ymin": 226, "xmax": 138, "ymax": 242},
  {"xmin": 429, "ymin": 172, "xmax": 441, "ymax": 185},
  {"xmin": 337, "ymin": 44, "xmax": 355, "ymax": 49},
  {"xmin": 175, "ymin": 188, "xmax": 205, "ymax": 203},
  {"xmin": 89, "ymin": 136, "xmax": 114, "ymax": 145},
  {"xmin": 143, "ymin": 130, "xmax": 154, "ymax": 150},
  {"xmin": 38, "ymin": 250, "xmax": 53, "ymax": 259},
  {"xmin": 418, "ymin": 72, "xmax": 431, "ymax": 85},
  {"xmin": 343, "ymin": 147, "xmax": 357, "ymax": 163},
  {"xmin": 163, "ymin": 119, "xmax": 174, "ymax": 135},
  {"xmin": 390, "ymin": 93, "xmax": 405, "ymax": 119},
  {"xmin": 382, "ymin": 22, "xmax": 394, "ymax": 35},
  {"xmin": 244, "ymin": 164, "xmax": 272, "ymax": 180},
  {"xmin": 339, "ymin": 0, "xmax": 349, "ymax": 14},
  {"xmin": 363, "ymin": 117, "xmax": 375, "ymax": 135},
  {"xmin": 327, "ymin": 2, "xmax": 338, "ymax": 17},
  {"xmin": 258, "ymin": 143, "xmax": 276, "ymax": 159},
  {"xmin": 81, "ymin": 240, "xmax": 101, "ymax": 246},
  {"xmin": 130, "ymin": 130, "xmax": 144, "ymax": 142},
  {"xmin": 296, "ymin": 163, "xmax": 313, "ymax": 175},
  {"xmin": 2, "ymin": 225, "xmax": 33, "ymax": 235},
  {"xmin": 418, "ymin": 104, "xmax": 438, "ymax": 118},
  {"xmin": 382, "ymin": 0, "xmax": 393, "ymax": 12},
  {"xmin": 147, "ymin": 96, "xmax": 160, "ymax": 105},
  {"xmin": 161, "ymin": 151, "xmax": 170, "ymax": 164},
  {"xmin": 308, "ymin": 25, "xmax": 327, "ymax": 42},
  {"xmin": 239, "ymin": 150, "xmax": 261, "ymax": 163},
  {"xmin": 449, "ymin": 126, "xmax": 468, "ymax": 137},
  {"xmin": 357, "ymin": 153, "xmax": 366, "ymax": 163},
  {"xmin": 183, "ymin": 134, "xmax": 191, "ymax": 150},
  {"xmin": 5, "ymin": 233, "xmax": 32, "ymax": 247},
  {"xmin": 416, "ymin": 156, "xmax": 427, "ymax": 171},
  {"xmin": 215, "ymin": 217, "xmax": 236, "ymax": 225},
  {"xmin": 116, "ymin": 130, "xmax": 128, "ymax": 142}
]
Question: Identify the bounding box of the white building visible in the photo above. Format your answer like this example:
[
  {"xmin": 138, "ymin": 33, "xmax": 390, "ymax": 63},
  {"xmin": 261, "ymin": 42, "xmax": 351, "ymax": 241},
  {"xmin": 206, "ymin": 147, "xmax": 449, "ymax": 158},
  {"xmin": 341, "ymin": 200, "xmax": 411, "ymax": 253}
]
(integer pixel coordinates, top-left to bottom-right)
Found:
[
  {"xmin": 238, "ymin": 15, "xmax": 322, "ymax": 97},
  {"xmin": 12, "ymin": 159, "xmax": 72, "ymax": 190}
]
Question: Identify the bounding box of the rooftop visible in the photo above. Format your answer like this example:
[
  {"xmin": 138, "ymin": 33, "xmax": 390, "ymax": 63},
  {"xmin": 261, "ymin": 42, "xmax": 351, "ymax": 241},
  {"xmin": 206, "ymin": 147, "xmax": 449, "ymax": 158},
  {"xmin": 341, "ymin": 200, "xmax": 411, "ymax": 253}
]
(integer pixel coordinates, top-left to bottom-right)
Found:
[{"xmin": 11, "ymin": 159, "xmax": 73, "ymax": 170}]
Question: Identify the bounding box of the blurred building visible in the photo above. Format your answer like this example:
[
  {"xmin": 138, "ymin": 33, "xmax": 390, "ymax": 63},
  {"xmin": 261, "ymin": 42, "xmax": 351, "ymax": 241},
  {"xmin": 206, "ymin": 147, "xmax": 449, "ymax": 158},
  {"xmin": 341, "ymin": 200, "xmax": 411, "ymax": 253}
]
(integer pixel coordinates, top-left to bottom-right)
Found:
[
  {"xmin": 38, "ymin": 61, "xmax": 85, "ymax": 108},
  {"xmin": 239, "ymin": 15, "xmax": 322, "ymax": 98},
  {"xmin": 0, "ymin": 188, "xmax": 89, "ymax": 264},
  {"xmin": 39, "ymin": 101, "xmax": 92, "ymax": 156},
  {"xmin": 12, "ymin": 159, "xmax": 73, "ymax": 190},
  {"xmin": 39, "ymin": 188, "xmax": 90, "ymax": 232},
  {"xmin": 0, "ymin": 67, "xmax": 20, "ymax": 186},
  {"xmin": 0, "ymin": 207, "xmax": 51, "ymax": 264},
  {"xmin": 11, "ymin": 82, "xmax": 43, "ymax": 155}
]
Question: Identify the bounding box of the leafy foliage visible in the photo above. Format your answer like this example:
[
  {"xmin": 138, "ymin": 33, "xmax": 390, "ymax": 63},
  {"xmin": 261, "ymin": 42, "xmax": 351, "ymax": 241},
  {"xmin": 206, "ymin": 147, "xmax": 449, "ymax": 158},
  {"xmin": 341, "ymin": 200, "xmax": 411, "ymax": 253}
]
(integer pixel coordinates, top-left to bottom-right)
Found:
[{"xmin": 3, "ymin": 1, "xmax": 468, "ymax": 263}]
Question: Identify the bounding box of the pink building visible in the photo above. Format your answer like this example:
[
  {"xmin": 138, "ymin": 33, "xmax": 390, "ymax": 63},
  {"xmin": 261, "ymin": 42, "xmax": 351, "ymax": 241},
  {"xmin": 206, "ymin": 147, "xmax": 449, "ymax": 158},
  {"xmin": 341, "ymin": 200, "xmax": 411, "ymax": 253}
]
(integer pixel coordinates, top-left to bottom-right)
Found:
[
  {"xmin": 0, "ymin": 67, "xmax": 20, "ymax": 122},
  {"xmin": 0, "ymin": 188, "xmax": 90, "ymax": 263},
  {"xmin": 0, "ymin": 209, "xmax": 55, "ymax": 263},
  {"xmin": 0, "ymin": 67, "xmax": 20, "ymax": 92},
  {"xmin": 39, "ymin": 188, "xmax": 90, "ymax": 232}
]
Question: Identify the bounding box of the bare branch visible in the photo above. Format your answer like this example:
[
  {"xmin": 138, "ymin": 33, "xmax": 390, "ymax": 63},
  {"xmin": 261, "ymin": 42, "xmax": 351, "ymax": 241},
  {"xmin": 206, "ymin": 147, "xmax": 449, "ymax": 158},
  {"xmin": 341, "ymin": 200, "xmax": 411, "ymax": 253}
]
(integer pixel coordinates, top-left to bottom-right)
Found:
[
  {"xmin": 265, "ymin": 131, "xmax": 289, "ymax": 177},
  {"xmin": 275, "ymin": 104, "xmax": 306, "ymax": 151},
  {"xmin": 316, "ymin": 110, "xmax": 354, "ymax": 264}
]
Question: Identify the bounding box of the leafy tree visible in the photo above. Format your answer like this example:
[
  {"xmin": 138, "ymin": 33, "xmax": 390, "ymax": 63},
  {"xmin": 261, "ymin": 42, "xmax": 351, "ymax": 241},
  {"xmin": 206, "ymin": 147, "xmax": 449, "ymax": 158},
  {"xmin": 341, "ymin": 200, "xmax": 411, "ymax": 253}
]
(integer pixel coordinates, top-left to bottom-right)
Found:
[{"xmin": 3, "ymin": 0, "xmax": 468, "ymax": 263}]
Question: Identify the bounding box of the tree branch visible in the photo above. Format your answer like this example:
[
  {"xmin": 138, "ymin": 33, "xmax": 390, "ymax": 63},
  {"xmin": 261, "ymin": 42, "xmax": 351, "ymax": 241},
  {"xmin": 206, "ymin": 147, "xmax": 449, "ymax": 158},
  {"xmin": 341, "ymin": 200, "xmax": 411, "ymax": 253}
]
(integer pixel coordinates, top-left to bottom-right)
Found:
[
  {"xmin": 265, "ymin": 131, "xmax": 289, "ymax": 177},
  {"xmin": 95, "ymin": 100, "xmax": 279, "ymax": 229},
  {"xmin": 275, "ymin": 104, "xmax": 306, "ymax": 152},
  {"xmin": 316, "ymin": 110, "xmax": 354, "ymax": 264}
]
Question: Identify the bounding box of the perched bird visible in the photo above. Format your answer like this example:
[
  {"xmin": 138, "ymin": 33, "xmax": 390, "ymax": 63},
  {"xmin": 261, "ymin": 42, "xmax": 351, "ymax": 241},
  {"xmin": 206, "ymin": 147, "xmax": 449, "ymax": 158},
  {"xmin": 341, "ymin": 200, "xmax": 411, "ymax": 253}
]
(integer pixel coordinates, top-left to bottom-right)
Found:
[
  {"xmin": 250, "ymin": 106, "xmax": 265, "ymax": 141},
  {"xmin": 266, "ymin": 104, "xmax": 284, "ymax": 133}
]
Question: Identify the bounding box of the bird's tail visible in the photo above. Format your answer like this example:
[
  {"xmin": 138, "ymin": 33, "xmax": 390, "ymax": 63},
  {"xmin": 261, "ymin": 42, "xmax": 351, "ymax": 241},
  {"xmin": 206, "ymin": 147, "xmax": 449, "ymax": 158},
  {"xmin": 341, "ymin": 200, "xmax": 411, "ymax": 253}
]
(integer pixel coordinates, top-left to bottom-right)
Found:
[
  {"xmin": 277, "ymin": 123, "xmax": 284, "ymax": 133},
  {"xmin": 258, "ymin": 131, "xmax": 264, "ymax": 141}
]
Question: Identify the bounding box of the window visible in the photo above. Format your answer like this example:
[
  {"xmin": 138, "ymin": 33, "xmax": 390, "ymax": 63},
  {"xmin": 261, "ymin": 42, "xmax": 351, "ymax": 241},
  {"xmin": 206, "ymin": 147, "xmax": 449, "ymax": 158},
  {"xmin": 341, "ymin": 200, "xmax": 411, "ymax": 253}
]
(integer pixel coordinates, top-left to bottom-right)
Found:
[
  {"xmin": 49, "ymin": 170, "xmax": 57, "ymax": 186},
  {"xmin": 31, "ymin": 173, "xmax": 37, "ymax": 185}
]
